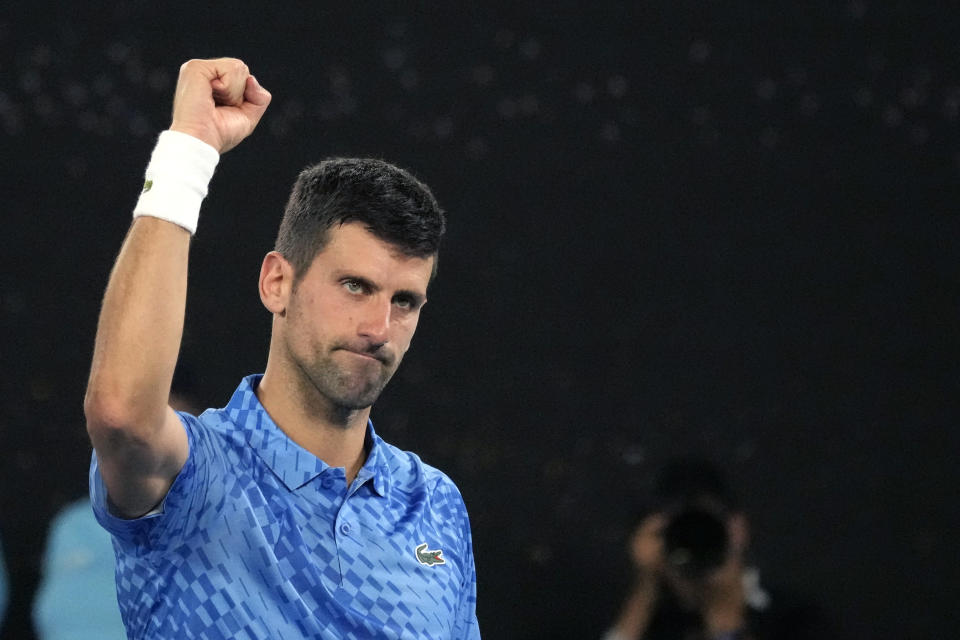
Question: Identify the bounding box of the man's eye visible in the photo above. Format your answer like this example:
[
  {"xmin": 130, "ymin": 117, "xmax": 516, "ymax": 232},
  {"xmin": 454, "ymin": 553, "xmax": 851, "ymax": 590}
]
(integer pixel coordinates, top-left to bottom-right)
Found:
[
  {"xmin": 343, "ymin": 280, "xmax": 364, "ymax": 294},
  {"xmin": 394, "ymin": 297, "xmax": 412, "ymax": 310}
]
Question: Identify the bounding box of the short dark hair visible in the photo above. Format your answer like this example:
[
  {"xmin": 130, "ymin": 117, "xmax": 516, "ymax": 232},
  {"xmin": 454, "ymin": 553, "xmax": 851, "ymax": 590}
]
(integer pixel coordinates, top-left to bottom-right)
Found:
[
  {"xmin": 274, "ymin": 157, "xmax": 446, "ymax": 281},
  {"xmin": 632, "ymin": 457, "xmax": 737, "ymax": 525},
  {"xmin": 654, "ymin": 457, "xmax": 734, "ymax": 510}
]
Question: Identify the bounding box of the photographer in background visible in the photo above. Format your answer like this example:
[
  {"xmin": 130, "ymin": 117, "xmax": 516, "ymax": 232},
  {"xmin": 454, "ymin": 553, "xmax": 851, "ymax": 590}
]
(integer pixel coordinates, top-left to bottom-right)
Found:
[
  {"xmin": 0, "ymin": 534, "xmax": 7, "ymax": 628},
  {"xmin": 604, "ymin": 458, "xmax": 826, "ymax": 640}
]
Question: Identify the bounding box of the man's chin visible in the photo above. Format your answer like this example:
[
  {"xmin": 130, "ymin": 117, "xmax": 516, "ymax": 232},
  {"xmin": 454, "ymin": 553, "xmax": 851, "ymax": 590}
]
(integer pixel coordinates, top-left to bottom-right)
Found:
[
  {"xmin": 331, "ymin": 380, "xmax": 389, "ymax": 411},
  {"xmin": 304, "ymin": 358, "xmax": 395, "ymax": 411}
]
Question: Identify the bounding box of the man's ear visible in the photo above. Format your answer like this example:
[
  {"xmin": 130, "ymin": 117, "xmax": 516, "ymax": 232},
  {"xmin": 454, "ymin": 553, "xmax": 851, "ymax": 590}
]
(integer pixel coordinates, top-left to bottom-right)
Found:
[{"xmin": 259, "ymin": 251, "xmax": 293, "ymax": 315}]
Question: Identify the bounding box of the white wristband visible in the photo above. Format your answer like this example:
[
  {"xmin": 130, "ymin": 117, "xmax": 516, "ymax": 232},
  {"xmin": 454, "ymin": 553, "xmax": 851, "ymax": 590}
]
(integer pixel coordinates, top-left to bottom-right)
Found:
[{"xmin": 132, "ymin": 130, "xmax": 220, "ymax": 235}]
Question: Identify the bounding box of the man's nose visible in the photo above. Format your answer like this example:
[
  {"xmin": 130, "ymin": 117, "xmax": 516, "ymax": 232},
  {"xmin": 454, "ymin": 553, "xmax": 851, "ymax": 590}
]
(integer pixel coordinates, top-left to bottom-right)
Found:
[{"xmin": 357, "ymin": 296, "xmax": 391, "ymax": 343}]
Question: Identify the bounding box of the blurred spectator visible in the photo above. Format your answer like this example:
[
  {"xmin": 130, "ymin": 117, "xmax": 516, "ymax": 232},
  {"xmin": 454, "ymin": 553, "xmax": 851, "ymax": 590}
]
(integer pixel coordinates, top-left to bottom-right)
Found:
[
  {"xmin": 32, "ymin": 499, "xmax": 125, "ymax": 639},
  {"xmin": 0, "ymin": 533, "xmax": 8, "ymax": 627},
  {"xmin": 603, "ymin": 458, "xmax": 832, "ymax": 640},
  {"xmin": 32, "ymin": 370, "xmax": 202, "ymax": 640}
]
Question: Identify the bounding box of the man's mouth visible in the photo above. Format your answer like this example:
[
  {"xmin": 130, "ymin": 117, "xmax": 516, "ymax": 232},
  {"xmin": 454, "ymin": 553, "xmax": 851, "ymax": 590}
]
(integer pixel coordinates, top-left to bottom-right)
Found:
[{"xmin": 339, "ymin": 347, "xmax": 389, "ymax": 365}]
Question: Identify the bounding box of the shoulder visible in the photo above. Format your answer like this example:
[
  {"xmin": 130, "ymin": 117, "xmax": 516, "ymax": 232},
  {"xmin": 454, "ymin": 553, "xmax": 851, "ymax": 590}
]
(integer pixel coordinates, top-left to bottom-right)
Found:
[
  {"xmin": 750, "ymin": 583, "xmax": 839, "ymax": 640},
  {"xmin": 50, "ymin": 498, "xmax": 97, "ymax": 528},
  {"xmin": 44, "ymin": 499, "xmax": 107, "ymax": 551},
  {"xmin": 375, "ymin": 438, "xmax": 470, "ymax": 520},
  {"xmin": 179, "ymin": 406, "xmax": 246, "ymax": 450},
  {"xmin": 379, "ymin": 439, "xmax": 462, "ymax": 491}
]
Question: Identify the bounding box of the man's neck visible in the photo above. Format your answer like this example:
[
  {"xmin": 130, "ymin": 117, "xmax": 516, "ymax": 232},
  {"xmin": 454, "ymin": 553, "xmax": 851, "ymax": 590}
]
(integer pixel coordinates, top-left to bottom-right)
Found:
[{"xmin": 255, "ymin": 367, "xmax": 370, "ymax": 483}]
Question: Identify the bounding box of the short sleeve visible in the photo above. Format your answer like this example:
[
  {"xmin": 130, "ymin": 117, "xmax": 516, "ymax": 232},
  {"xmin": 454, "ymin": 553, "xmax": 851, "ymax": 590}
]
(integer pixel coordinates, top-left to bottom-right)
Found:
[{"xmin": 88, "ymin": 412, "xmax": 212, "ymax": 549}]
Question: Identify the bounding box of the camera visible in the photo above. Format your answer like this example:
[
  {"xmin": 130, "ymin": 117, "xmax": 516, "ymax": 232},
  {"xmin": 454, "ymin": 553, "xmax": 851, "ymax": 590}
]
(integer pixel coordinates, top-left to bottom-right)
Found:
[{"xmin": 662, "ymin": 504, "xmax": 729, "ymax": 580}]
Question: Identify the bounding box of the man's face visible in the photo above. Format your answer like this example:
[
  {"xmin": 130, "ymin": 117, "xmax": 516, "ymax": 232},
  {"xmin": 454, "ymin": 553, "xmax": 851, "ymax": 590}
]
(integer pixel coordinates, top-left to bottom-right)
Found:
[{"xmin": 282, "ymin": 221, "xmax": 434, "ymax": 412}]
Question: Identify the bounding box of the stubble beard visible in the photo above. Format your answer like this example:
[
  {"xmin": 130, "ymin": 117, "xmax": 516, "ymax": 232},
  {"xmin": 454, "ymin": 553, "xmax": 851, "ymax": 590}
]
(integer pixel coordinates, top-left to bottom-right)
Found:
[
  {"xmin": 282, "ymin": 290, "xmax": 401, "ymax": 423},
  {"xmin": 295, "ymin": 346, "xmax": 398, "ymax": 421}
]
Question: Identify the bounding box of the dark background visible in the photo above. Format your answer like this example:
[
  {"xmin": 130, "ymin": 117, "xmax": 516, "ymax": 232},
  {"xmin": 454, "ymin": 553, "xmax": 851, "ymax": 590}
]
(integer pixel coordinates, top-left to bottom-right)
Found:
[{"xmin": 1, "ymin": 2, "xmax": 957, "ymax": 638}]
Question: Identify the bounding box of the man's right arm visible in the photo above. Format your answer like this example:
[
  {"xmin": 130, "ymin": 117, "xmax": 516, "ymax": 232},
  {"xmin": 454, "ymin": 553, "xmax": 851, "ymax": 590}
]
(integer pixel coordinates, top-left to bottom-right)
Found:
[{"xmin": 84, "ymin": 58, "xmax": 270, "ymax": 518}]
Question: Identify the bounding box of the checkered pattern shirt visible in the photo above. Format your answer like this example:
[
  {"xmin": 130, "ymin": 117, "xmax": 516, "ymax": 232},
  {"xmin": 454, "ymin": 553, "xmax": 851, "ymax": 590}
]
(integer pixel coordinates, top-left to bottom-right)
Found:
[{"xmin": 90, "ymin": 375, "xmax": 479, "ymax": 639}]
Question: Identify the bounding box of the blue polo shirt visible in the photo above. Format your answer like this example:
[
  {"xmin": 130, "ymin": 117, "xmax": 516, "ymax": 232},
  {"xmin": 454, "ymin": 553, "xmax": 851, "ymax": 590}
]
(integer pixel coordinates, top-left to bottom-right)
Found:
[{"xmin": 90, "ymin": 375, "xmax": 479, "ymax": 639}]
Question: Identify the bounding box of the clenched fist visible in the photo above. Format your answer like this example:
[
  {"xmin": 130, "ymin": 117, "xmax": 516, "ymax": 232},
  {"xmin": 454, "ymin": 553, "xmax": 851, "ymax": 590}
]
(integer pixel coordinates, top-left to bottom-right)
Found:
[{"xmin": 170, "ymin": 58, "xmax": 271, "ymax": 153}]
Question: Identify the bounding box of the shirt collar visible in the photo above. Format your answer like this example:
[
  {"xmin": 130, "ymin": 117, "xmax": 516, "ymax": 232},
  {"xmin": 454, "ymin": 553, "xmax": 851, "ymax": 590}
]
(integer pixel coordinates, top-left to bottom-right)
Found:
[
  {"xmin": 357, "ymin": 424, "xmax": 390, "ymax": 497},
  {"xmin": 224, "ymin": 374, "xmax": 389, "ymax": 496}
]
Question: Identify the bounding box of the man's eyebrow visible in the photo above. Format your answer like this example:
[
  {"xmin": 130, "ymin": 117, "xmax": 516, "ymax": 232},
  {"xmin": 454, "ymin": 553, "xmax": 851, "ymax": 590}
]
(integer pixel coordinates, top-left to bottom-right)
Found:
[
  {"xmin": 337, "ymin": 273, "xmax": 379, "ymax": 291},
  {"xmin": 338, "ymin": 272, "xmax": 426, "ymax": 306}
]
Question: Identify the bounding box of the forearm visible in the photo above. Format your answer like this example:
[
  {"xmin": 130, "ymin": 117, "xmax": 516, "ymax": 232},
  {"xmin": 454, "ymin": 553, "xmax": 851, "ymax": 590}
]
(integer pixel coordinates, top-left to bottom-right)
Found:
[
  {"xmin": 85, "ymin": 216, "xmax": 190, "ymax": 437},
  {"xmin": 86, "ymin": 124, "xmax": 220, "ymax": 440},
  {"xmin": 609, "ymin": 578, "xmax": 659, "ymax": 640},
  {"xmin": 84, "ymin": 58, "xmax": 269, "ymax": 515}
]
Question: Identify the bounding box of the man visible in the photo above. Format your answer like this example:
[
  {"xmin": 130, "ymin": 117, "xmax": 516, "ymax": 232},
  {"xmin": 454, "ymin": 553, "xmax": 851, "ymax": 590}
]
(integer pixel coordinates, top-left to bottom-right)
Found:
[{"xmin": 84, "ymin": 58, "xmax": 479, "ymax": 639}]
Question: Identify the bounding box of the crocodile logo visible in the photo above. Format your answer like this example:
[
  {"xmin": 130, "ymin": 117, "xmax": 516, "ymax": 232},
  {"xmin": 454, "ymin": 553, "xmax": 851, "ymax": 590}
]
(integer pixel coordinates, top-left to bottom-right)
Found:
[
  {"xmin": 415, "ymin": 543, "xmax": 445, "ymax": 566},
  {"xmin": 142, "ymin": 179, "xmax": 153, "ymax": 193}
]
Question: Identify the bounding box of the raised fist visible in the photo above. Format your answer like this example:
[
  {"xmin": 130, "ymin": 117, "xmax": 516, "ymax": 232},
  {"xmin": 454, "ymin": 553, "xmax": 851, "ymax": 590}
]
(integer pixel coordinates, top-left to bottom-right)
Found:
[{"xmin": 169, "ymin": 58, "xmax": 271, "ymax": 153}]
